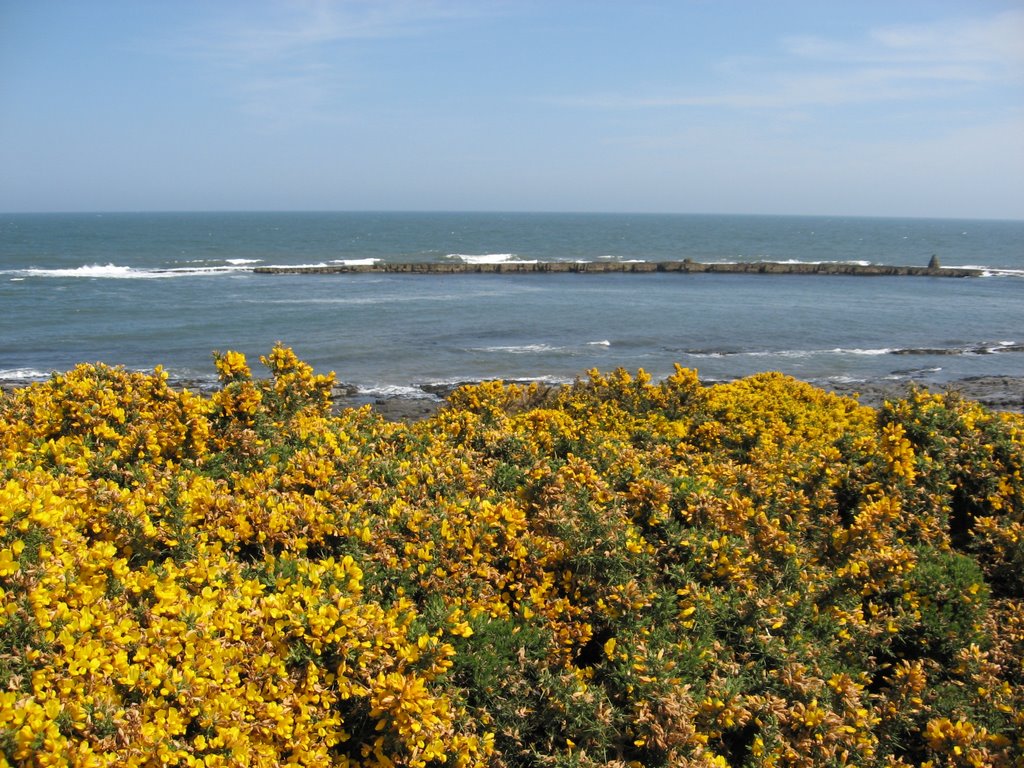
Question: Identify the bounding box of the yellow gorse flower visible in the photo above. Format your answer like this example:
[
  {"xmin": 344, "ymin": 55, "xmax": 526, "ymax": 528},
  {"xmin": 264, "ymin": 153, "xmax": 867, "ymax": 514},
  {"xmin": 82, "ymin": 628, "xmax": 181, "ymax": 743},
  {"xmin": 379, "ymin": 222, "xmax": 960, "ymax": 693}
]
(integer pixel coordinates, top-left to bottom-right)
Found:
[{"xmin": 1, "ymin": 348, "xmax": 1021, "ymax": 767}]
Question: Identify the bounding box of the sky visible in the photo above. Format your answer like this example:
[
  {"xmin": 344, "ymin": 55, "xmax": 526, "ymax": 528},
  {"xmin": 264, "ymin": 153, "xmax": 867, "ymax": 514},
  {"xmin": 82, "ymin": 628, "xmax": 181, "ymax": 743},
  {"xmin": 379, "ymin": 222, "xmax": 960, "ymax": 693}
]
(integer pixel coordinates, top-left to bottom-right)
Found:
[{"xmin": 1, "ymin": 0, "xmax": 1022, "ymax": 218}]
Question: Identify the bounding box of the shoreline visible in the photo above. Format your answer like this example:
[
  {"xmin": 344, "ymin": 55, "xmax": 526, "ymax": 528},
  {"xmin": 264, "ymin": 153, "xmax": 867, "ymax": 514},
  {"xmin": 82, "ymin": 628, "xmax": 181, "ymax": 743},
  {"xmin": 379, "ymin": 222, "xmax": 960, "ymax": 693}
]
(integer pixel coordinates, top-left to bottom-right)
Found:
[
  {"xmin": 252, "ymin": 259, "xmax": 983, "ymax": 278},
  {"xmin": 3, "ymin": 372, "xmax": 1022, "ymax": 422},
  {"xmin": 333, "ymin": 374, "xmax": 1024, "ymax": 420}
]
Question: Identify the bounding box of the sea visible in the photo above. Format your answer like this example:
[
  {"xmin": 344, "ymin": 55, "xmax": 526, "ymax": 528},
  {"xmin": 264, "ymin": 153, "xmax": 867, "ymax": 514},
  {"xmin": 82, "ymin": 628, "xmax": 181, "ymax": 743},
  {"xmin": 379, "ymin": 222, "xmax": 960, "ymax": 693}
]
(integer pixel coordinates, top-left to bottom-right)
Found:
[{"xmin": 1, "ymin": 211, "xmax": 1022, "ymax": 402}]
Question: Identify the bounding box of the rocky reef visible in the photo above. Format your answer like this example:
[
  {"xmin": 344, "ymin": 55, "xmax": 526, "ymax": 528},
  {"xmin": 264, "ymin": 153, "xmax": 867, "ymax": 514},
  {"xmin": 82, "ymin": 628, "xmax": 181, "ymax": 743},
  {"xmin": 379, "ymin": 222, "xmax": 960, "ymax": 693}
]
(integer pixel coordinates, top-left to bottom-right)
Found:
[{"xmin": 254, "ymin": 259, "xmax": 983, "ymax": 277}]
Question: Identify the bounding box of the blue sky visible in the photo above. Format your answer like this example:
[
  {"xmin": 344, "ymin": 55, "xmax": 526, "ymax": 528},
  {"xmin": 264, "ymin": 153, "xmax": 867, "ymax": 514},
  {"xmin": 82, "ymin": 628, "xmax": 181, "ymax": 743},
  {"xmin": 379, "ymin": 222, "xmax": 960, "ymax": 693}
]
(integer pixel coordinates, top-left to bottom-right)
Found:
[{"xmin": 1, "ymin": 0, "xmax": 1022, "ymax": 218}]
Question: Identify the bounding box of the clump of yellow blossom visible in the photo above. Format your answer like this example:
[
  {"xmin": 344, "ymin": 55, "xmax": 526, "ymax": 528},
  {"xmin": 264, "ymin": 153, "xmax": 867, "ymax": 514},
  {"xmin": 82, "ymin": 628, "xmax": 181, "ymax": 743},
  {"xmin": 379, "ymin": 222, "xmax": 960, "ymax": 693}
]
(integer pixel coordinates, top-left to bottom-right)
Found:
[{"xmin": 1, "ymin": 349, "xmax": 1021, "ymax": 767}]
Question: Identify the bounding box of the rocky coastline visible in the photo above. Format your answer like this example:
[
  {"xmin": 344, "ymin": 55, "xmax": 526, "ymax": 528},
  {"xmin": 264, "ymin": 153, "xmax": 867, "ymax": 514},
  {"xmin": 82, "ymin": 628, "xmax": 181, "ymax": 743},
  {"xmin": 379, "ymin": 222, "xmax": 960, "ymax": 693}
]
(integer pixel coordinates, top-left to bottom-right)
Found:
[
  {"xmin": 333, "ymin": 374, "xmax": 1024, "ymax": 422},
  {"xmin": 253, "ymin": 259, "xmax": 983, "ymax": 278},
  {"xmin": 3, "ymin": 373, "xmax": 1021, "ymax": 422}
]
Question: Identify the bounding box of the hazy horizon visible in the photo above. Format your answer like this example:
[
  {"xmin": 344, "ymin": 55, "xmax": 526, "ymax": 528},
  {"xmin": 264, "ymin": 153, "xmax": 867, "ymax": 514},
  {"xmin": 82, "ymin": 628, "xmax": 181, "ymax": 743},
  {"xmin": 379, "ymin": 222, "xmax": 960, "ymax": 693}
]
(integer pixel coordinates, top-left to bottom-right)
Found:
[{"xmin": 3, "ymin": 209, "xmax": 1023, "ymax": 224}]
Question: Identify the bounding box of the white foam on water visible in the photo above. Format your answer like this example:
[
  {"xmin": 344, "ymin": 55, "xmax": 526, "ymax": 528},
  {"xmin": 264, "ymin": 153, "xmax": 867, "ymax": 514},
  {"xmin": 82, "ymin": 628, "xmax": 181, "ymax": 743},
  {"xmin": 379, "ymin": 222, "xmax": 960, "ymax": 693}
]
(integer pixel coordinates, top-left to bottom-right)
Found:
[
  {"xmin": 820, "ymin": 375, "xmax": 868, "ymax": 385},
  {"xmin": 24, "ymin": 264, "xmax": 163, "ymax": 279},
  {"xmin": 985, "ymin": 342, "xmax": 1022, "ymax": 354},
  {"xmin": 0, "ymin": 368, "xmax": 52, "ymax": 381},
  {"xmin": 447, "ymin": 253, "xmax": 538, "ymax": 265},
  {"xmin": 953, "ymin": 265, "xmax": 1024, "ymax": 277},
  {"xmin": 832, "ymin": 347, "xmax": 894, "ymax": 356},
  {"xmin": 329, "ymin": 258, "xmax": 380, "ymax": 266},
  {"xmin": 261, "ymin": 262, "xmax": 330, "ymax": 270},
  {"xmin": 473, "ymin": 344, "xmax": 564, "ymax": 354},
  {"xmin": 164, "ymin": 266, "xmax": 252, "ymax": 276},
  {"xmin": 9, "ymin": 263, "xmax": 253, "ymax": 279},
  {"xmin": 742, "ymin": 349, "xmax": 816, "ymax": 359},
  {"xmin": 772, "ymin": 259, "xmax": 873, "ymax": 267},
  {"xmin": 884, "ymin": 367, "xmax": 943, "ymax": 379},
  {"xmin": 588, "ymin": 340, "xmax": 612, "ymax": 347},
  {"xmin": 687, "ymin": 351, "xmax": 726, "ymax": 358},
  {"xmin": 358, "ymin": 384, "xmax": 438, "ymax": 399},
  {"xmin": 226, "ymin": 258, "xmax": 263, "ymax": 265},
  {"xmin": 528, "ymin": 374, "xmax": 573, "ymax": 385},
  {"xmin": 986, "ymin": 269, "xmax": 1024, "ymax": 278},
  {"xmin": 686, "ymin": 346, "xmax": 895, "ymax": 360}
]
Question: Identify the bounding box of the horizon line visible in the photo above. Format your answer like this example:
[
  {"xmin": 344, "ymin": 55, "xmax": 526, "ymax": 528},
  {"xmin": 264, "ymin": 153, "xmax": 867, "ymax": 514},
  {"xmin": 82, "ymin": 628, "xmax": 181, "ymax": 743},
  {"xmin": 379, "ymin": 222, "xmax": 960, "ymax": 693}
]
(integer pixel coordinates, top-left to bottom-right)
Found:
[{"xmin": 2, "ymin": 208, "xmax": 1022, "ymax": 223}]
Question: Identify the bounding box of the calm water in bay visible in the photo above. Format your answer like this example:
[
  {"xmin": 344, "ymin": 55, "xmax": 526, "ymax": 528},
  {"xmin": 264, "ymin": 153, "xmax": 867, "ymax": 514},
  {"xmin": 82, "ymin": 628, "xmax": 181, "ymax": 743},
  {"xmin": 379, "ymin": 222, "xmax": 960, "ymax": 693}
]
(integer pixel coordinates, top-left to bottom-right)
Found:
[{"xmin": 1, "ymin": 212, "xmax": 1022, "ymax": 398}]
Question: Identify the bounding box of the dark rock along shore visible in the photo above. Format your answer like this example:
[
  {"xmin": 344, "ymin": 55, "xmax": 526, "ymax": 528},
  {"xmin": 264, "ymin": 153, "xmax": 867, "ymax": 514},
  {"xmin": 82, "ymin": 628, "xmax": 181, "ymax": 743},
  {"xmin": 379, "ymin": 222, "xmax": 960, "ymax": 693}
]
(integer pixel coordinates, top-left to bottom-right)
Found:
[
  {"xmin": 338, "ymin": 375, "xmax": 1024, "ymax": 422},
  {"xmin": 252, "ymin": 259, "xmax": 984, "ymax": 278},
  {"xmin": 3, "ymin": 375, "xmax": 1021, "ymax": 423}
]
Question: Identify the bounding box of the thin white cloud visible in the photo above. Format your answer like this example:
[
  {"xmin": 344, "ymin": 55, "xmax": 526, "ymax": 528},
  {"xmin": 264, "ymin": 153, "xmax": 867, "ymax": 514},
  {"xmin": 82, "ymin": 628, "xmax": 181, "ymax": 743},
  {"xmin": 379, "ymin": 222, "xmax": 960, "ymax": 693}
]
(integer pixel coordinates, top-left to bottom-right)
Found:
[
  {"xmin": 565, "ymin": 9, "xmax": 1024, "ymax": 112},
  {"xmin": 172, "ymin": 0, "xmax": 497, "ymax": 126},
  {"xmin": 868, "ymin": 10, "xmax": 1024, "ymax": 68},
  {"xmin": 200, "ymin": 0, "xmax": 487, "ymax": 63},
  {"xmin": 566, "ymin": 65, "xmax": 980, "ymax": 110},
  {"xmin": 786, "ymin": 9, "xmax": 1024, "ymax": 80}
]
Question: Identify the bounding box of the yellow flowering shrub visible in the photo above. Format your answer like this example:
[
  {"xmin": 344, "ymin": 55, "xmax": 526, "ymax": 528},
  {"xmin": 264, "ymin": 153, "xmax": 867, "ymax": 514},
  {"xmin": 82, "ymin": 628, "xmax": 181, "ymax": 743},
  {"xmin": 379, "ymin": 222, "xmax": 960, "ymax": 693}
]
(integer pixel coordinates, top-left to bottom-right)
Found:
[{"xmin": 2, "ymin": 346, "xmax": 1022, "ymax": 767}]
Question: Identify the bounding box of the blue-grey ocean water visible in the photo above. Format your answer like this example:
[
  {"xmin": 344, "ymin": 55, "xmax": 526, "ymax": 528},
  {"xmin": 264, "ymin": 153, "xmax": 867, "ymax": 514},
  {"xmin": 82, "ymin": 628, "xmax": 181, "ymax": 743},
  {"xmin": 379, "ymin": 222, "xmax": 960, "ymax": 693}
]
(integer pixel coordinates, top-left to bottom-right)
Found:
[{"xmin": 1, "ymin": 212, "xmax": 1022, "ymax": 399}]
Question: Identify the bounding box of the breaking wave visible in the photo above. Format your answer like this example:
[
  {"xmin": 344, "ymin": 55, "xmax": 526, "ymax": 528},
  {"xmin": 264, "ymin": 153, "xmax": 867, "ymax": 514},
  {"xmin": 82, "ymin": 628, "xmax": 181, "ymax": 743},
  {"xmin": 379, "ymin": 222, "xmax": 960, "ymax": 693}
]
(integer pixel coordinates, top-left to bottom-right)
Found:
[
  {"xmin": 446, "ymin": 253, "xmax": 538, "ymax": 265},
  {"xmin": 678, "ymin": 342, "xmax": 1022, "ymax": 359},
  {"xmin": 4, "ymin": 263, "xmax": 253, "ymax": 279}
]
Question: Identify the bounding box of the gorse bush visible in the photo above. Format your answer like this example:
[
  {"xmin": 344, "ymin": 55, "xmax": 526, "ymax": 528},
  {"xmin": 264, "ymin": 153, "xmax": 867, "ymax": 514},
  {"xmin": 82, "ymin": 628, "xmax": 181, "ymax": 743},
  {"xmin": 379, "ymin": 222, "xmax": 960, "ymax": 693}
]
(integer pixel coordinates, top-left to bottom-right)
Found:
[{"xmin": 1, "ymin": 346, "xmax": 1022, "ymax": 767}]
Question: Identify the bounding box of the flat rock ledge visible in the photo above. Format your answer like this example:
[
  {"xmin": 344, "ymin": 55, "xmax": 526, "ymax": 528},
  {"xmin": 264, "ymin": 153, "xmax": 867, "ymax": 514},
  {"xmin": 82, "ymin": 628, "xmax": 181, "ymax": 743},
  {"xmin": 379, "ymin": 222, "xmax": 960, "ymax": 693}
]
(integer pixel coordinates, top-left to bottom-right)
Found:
[{"xmin": 253, "ymin": 260, "xmax": 983, "ymax": 277}]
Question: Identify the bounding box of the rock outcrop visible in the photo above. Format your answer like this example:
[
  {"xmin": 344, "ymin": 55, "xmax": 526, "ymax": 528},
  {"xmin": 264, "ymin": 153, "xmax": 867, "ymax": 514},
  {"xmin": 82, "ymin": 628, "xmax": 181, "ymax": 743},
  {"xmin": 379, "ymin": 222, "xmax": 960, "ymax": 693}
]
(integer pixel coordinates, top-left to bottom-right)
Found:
[{"xmin": 253, "ymin": 259, "xmax": 983, "ymax": 277}]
